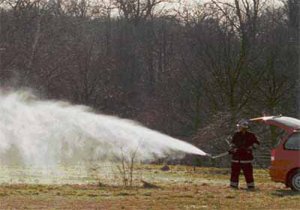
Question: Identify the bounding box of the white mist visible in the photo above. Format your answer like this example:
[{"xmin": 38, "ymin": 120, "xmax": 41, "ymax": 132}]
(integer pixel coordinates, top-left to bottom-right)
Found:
[{"xmin": 0, "ymin": 89, "xmax": 206, "ymax": 169}]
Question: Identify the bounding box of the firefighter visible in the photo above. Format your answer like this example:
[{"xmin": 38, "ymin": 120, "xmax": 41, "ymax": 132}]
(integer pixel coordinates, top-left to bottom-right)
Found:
[{"xmin": 229, "ymin": 119, "xmax": 260, "ymax": 190}]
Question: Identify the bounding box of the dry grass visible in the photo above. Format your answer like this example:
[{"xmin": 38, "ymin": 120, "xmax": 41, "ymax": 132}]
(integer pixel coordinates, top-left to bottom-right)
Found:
[{"xmin": 0, "ymin": 166, "xmax": 299, "ymax": 209}]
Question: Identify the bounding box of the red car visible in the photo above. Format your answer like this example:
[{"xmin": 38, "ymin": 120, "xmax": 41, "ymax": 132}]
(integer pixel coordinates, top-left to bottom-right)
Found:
[{"xmin": 250, "ymin": 116, "xmax": 300, "ymax": 191}]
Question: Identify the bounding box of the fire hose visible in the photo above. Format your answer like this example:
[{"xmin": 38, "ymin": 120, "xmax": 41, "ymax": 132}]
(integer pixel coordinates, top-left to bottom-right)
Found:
[
  {"xmin": 207, "ymin": 147, "xmax": 269, "ymax": 171},
  {"xmin": 205, "ymin": 136, "xmax": 231, "ymax": 159},
  {"xmin": 208, "ymin": 146, "xmax": 259, "ymax": 159},
  {"xmin": 210, "ymin": 151, "xmax": 230, "ymax": 159}
]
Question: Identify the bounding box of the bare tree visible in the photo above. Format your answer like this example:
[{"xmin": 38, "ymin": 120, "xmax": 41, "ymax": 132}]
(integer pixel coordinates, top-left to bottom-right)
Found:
[
  {"xmin": 113, "ymin": 0, "xmax": 170, "ymax": 24},
  {"xmin": 115, "ymin": 146, "xmax": 139, "ymax": 187}
]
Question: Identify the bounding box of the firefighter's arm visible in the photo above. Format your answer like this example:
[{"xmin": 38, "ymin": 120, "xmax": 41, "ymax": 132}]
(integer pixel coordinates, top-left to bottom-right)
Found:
[
  {"xmin": 246, "ymin": 140, "xmax": 259, "ymax": 150},
  {"xmin": 228, "ymin": 143, "xmax": 238, "ymax": 154},
  {"xmin": 228, "ymin": 147, "xmax": 237, "ymax": 154},
  {"xmin": 228, "ymin": 133, "xmax": 238, "ymax": 154}
]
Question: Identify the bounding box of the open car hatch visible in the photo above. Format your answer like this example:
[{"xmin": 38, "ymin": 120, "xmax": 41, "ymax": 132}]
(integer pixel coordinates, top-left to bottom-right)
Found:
[{"xmin": 250, "ymin": 116, "xmax": 300, "ymax": 133}]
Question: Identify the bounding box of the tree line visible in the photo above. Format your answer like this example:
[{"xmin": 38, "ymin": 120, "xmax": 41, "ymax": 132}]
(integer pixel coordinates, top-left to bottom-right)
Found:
[{"xmin": 0, "ymin": 0, "xmax": 298, "ymax": 146}]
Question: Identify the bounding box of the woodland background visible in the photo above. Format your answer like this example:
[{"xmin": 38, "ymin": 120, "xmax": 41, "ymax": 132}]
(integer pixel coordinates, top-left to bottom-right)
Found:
[{"xmin": 0, "ymin": 0, "xmax": 299, "ymax": 165}]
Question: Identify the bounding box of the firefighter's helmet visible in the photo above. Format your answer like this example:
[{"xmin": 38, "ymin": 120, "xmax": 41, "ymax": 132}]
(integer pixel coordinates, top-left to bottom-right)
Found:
[{"xmin": 237, "ymin": 119, "xmax": 249, "ymax": 128}]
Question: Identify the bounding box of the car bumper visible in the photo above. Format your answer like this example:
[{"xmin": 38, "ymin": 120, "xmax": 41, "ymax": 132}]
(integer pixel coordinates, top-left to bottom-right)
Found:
[{"xmin": 269, "ymin": 166, "xmax": 286, "ymax": 183}]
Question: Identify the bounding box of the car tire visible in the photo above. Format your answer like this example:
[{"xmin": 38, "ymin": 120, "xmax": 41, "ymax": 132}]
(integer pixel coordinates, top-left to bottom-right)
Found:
[{"xmin": 290, "ymin": 170, "xmax": 300, "ymax": 191}]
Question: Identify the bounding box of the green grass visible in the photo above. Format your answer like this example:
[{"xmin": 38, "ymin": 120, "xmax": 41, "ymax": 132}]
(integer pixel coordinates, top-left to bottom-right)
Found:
[{"xmin": 0, "ymin": 166, "xmax": 299, "ymax": 209}]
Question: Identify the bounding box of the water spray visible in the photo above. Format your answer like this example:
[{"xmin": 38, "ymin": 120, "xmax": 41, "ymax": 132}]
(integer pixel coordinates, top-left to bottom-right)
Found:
[{"xmin": 0, "ymin": 89, "xmax": 208, "ymax": 169}]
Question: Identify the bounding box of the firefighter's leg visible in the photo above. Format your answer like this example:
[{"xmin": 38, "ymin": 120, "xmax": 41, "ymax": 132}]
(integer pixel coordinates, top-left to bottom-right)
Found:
[
  {"xmin": 230, "ymin": 162, "xmax": 241, "ymax": 188},
  {"xmin": 242, "ymin": 163, "xmax": 255, "ymax": 189}
]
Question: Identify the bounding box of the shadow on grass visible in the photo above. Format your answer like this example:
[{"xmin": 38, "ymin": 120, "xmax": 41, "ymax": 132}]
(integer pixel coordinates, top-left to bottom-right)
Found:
[{"xmin": 272, "ymin": 189, "xmax": 300, "ymax": 197}]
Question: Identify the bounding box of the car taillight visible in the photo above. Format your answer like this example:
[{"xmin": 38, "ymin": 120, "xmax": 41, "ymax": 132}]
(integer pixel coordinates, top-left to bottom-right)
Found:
[{"xmin": 271, "ymin": 150, "xmax": 275, "ymax": 161}]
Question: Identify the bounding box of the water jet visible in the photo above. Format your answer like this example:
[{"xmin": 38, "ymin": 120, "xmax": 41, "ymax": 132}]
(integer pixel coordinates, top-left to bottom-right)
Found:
[{"xmin": 0, "ymin": 89, "xmax": 206, "ymax": 183}]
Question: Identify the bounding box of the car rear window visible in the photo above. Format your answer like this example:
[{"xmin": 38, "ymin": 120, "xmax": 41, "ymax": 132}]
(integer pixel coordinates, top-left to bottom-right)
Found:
[{"xmin": 284, "ymin": 132, "xmax": 300, "ymax": 150}]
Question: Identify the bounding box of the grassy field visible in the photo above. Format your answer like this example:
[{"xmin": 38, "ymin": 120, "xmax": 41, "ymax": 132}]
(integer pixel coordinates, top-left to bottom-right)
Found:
[{"xmin": 0, "ymin": 165, "xmax": 299, "ymax": 209}]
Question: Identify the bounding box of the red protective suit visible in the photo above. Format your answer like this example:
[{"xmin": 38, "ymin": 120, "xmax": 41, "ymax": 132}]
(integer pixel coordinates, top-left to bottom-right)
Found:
[{"xmin": 229, "ymin": 131, "xmax": 260, "ymax": 189}]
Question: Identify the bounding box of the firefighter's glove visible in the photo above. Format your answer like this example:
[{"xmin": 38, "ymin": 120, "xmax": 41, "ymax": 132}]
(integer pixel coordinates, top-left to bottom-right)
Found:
[{"xmin": 228, "ymin": 148, "xmax": 237, "ymax": 154}]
